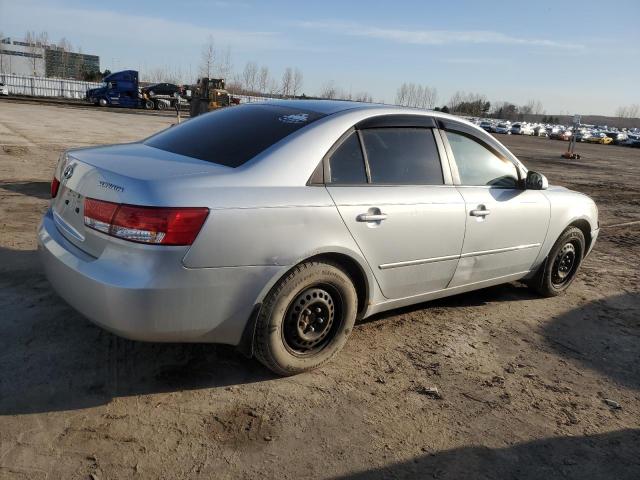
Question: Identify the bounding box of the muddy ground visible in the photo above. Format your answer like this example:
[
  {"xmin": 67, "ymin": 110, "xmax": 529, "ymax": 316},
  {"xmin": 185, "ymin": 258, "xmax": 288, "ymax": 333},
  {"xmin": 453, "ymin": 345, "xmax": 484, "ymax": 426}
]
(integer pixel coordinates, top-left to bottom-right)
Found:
[{"xmin": 0, "ymin": 102, "xmax": 638, "ymax": 480}]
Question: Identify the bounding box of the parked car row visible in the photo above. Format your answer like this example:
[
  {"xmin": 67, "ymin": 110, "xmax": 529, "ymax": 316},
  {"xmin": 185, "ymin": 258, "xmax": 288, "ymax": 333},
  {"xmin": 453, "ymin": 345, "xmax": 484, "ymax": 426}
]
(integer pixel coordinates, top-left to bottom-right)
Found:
[
  {"xmin": 477, "ymin": 119, "xmax": 546, "ymax": 137},
  {"xmin": 471, "ymin": 118, "xmax": 640, "ymax": 148}
]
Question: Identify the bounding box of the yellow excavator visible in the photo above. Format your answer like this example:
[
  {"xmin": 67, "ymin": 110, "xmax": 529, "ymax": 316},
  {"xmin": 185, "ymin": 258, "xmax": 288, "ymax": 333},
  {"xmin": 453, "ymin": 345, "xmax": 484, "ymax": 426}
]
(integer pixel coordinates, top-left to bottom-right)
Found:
[{"xmin": 189, "ymin": 78, "xmax": 238, "ymax": 118}]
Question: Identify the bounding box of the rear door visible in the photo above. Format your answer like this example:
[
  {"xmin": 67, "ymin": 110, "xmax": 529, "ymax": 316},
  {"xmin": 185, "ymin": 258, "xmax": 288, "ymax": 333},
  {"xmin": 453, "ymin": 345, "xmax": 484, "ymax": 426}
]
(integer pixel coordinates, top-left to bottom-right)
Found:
[
  {"xmin": 441, "ymin": 128, "xmax": 550, "ymax": 287},
  {"xmin": 326, "ymin": 116, "xmax": 466, "ymax": 299}
]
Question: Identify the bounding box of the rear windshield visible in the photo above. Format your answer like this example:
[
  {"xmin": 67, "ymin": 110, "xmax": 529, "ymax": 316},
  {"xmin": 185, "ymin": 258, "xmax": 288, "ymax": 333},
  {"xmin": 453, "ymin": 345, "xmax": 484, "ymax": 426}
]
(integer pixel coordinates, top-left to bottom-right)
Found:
[{"xmin": 145, "ymin": 104, "xmax": 325, "ymax": 167}]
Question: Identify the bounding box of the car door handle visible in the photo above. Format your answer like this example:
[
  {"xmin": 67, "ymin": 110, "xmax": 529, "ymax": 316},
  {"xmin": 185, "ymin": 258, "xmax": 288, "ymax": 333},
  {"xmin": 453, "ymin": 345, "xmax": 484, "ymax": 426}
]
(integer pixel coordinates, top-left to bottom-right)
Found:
[
  {"xmin": 470, "ymin": 208, "xmax": 491, "ymax": 217},
  {"xmin": 356, "ymin": 213, "xmax": 388, "ymax": 222}
]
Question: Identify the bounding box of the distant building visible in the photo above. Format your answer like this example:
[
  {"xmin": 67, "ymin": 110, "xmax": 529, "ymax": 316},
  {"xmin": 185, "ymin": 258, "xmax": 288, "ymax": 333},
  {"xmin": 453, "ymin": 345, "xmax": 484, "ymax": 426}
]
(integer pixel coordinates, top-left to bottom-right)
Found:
[
  {"xmin": 0, "ymin": 37, "xmax": 45, "ymax": 76},
  {"xmin": 45, "ymin": 47, "xmax": 100, "ymax": 79},
  {"xmin": 0, "ymin": 37, "xmax": 100, "ymax": 79}
]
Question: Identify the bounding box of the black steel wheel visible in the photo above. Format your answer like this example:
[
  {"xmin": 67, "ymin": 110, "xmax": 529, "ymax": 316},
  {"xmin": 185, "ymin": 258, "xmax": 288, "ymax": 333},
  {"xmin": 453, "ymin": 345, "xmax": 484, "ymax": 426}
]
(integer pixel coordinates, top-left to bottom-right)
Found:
[
  {"xmin": 282, "ymin": 285, "xmax": 342, "ymax": 356},
  {"xmin": 529, "ymin": 226, "xmax": 585, "ymax": 297},
  {"xmin": 254, "ymin": 261, "xmax": 358, "ymax": 376},
  {"xmin": 551, "ymin": 241, "xmax": 579, "ymax": 287}
]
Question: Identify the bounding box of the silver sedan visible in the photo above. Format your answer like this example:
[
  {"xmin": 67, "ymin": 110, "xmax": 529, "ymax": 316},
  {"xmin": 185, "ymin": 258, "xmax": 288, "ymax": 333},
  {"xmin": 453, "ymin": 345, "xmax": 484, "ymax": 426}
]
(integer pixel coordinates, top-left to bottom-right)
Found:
[{"xmin": 38, "ymin": 100, "xmax": 599, "ymax": 375}]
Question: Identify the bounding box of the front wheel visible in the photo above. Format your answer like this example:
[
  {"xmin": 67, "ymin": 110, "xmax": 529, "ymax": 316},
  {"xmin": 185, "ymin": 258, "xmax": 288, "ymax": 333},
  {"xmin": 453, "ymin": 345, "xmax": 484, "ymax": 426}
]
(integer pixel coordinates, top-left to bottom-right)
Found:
[
  {"xmin": 530, "ymin": 226, "xmax": 585, "ymax": 297},
  {"xmin": 254, "ymin": 261, "xmax": 358, "ymax": 376}
]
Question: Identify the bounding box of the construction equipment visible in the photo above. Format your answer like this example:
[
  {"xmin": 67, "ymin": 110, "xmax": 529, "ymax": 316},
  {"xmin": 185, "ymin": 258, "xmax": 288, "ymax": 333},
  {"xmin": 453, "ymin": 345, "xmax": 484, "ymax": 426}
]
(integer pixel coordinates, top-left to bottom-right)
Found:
[{"xmin": 189, "ymin": 78, "xmax": 237, "ymax": 118}]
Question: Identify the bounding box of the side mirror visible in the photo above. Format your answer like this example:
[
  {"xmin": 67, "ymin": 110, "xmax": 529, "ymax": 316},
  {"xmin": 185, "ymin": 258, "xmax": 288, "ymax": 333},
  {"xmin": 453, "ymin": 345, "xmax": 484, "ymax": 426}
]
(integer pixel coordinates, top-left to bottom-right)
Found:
[{"xmin": 525, "ymin": 171, "xmax": 548, "ymax": 190}]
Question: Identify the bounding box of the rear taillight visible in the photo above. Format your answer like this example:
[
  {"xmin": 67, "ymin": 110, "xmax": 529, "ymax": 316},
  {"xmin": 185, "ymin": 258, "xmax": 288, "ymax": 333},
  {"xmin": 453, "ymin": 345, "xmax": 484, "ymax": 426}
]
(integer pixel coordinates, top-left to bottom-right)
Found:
[
  {"xmin": 51, "ymin": 177, "xmax": 60, "ymax": 198},
  {"xmin": 84, "ymin": 198, "xmax": 208, "ymax": 246}
]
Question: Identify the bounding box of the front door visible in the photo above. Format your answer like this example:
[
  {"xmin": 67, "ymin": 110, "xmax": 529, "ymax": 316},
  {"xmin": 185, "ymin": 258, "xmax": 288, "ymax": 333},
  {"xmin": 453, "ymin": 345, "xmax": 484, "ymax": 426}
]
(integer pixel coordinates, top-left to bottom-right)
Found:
[
  {"xmin": 442, "ymin": 130, "xmax": 550, "ymax": 287},
  {"xmin": 325, "ymin": 126, "xmax": 466, "ymax": 299}
]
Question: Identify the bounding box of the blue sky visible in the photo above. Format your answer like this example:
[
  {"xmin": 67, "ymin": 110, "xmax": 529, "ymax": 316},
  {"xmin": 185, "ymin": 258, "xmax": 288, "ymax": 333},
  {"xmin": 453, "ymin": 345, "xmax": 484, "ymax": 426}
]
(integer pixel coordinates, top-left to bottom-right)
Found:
[{"xmin": 2, "ymin": 0, "xmax": 638, "ymax": 115}]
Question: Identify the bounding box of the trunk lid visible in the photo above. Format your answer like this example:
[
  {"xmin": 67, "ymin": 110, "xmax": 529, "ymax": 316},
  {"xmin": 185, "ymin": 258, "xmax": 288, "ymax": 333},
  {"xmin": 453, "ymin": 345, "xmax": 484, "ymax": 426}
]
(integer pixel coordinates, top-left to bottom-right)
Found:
[{"xmin": 52, "ymin": 142, "xmax": 226, "ymax": 257}]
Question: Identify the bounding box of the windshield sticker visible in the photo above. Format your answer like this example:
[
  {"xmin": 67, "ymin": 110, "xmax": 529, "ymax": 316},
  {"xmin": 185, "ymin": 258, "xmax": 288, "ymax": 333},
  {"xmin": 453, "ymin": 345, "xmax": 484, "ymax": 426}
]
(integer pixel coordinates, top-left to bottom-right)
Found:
[{"xmin": 278, "ymin": 113, "xmax": 309, "ymax": 124}]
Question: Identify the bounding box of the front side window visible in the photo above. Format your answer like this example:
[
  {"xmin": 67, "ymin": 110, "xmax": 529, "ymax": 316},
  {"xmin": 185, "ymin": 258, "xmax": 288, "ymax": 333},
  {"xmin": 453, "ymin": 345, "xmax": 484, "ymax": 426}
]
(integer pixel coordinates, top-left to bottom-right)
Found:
[
  {"xmin": 446, "ymin": 131, "xmax": 519, "ymax": 188},
  {"xmin": 360, "ymin": 128, "xmax": 443, "ymax": 185},
  {"xmin": 328, "ymin": 133, "xmax": 367, "ymax": 184}
]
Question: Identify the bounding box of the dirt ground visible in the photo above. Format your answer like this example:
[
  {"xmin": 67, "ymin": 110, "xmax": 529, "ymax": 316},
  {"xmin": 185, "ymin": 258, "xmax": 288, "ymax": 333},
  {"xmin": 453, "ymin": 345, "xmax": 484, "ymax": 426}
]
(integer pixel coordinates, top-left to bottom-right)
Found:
[{"xmin": 0, "ymin": 102, "xmax": 638, "ymax": 480}]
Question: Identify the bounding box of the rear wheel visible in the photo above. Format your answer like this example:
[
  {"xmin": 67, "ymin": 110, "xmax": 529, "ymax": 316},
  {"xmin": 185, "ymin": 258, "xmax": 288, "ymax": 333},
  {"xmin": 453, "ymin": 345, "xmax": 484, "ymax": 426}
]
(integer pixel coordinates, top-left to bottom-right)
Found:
[
  {"xmin": 530, "ymin": 226, "xmax": 585, "ymax": 297},
  {"xmin": 254, "ymin": 261, "xmax": 357, "ymax": 376}
]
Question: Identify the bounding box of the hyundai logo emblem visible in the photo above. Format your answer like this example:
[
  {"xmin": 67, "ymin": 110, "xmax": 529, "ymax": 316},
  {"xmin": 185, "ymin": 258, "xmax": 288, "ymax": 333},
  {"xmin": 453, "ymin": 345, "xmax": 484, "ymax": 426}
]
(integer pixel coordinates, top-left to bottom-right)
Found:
[{"xmin": 63, "ymin": 163, "xmax": 75, "ymax": 179}]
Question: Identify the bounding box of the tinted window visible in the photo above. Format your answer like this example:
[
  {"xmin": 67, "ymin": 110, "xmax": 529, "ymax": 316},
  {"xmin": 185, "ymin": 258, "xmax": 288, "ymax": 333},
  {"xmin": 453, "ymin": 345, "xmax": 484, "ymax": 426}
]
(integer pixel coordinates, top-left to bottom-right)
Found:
[
  {"xmin": 328, "ymin": 133, "xmax": 367, "ymax": 184},
  {"xmin": 446, "ymin": 131, "xmax": 518, "ymax": 187},
  {"xmin": 145, "ymin": 104, "xmax": 325, "ymax": 167},
  {"xmin": 361, "ymin": 128, "xmax": 443, "ymax": 185}
]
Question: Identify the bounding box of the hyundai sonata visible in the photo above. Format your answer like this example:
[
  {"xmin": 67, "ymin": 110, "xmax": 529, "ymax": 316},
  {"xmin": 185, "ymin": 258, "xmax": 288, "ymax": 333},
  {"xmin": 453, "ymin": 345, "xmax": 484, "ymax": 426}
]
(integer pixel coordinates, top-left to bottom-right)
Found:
[{"xmin": 38, "ymin": 101, "xmax": 599, "ymax": 375}]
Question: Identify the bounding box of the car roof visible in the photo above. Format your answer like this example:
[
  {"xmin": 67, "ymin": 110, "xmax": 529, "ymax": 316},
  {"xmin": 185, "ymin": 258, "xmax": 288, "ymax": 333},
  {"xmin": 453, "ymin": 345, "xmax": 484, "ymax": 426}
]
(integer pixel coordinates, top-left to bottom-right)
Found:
[
  {"xmin": 261, "ymin": 99, "xmax": 383, "ymax": 115},
  {"xmin": 250, "ymin": 99, "xmax": 481, "ymax": 128}
]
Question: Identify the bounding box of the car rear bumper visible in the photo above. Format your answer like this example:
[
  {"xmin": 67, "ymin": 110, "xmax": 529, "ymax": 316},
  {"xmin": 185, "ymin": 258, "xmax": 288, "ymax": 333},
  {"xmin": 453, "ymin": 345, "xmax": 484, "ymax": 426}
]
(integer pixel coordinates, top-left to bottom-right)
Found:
[{"xmin": 37, "ymin": 209, "xmax": 280, "ymax": 344}]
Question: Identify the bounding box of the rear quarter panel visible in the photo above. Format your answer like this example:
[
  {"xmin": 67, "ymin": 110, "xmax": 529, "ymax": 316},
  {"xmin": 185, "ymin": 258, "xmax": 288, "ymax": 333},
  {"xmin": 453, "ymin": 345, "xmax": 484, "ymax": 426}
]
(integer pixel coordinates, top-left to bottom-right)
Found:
[
  {"xmin": 182, "ymin": 185, "xmax": 381, "ymax": 308},
  {"xmin": 183, "ymin": 185, "xmax": 372, "ymax": 268}
]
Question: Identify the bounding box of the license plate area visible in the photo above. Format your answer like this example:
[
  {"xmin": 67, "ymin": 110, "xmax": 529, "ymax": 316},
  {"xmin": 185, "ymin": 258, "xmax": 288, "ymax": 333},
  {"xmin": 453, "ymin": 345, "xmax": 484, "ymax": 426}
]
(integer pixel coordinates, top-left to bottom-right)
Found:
[{"xmin": 53, "ymin": 188, "xmax": 86, "ymax": 242}]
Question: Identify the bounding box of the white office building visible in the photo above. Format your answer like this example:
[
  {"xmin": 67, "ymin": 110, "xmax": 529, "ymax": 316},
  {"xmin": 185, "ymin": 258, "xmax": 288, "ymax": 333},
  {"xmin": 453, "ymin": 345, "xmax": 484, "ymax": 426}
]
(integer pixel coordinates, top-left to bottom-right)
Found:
[{"xmin": 0, "ymin": 38, "xmax": 46, "ymax": 76}]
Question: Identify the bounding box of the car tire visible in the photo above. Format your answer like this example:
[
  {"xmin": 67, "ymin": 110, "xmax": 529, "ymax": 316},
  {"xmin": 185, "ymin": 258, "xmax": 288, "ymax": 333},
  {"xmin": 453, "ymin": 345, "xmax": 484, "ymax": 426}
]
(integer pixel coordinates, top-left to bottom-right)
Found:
[
  {"xmin": 530, "ymin": 226, "xmax": 585, "ymax": 297},
  {"xmin": 98, "ymin": 98, "xmax": 108, "ymax": 107},
  {"xmin": 254, "ymin": 261, "xmax": 358, "ymax": 376}
]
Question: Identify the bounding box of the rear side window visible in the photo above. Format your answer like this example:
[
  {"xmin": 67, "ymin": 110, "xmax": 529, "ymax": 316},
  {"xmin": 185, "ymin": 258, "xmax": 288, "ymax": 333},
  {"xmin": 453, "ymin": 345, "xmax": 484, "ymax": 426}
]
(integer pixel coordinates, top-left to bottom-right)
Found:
[
  {"xmin": 360, "ymin": 128, "xmax": 443, "ymax": 185},
  {"xmin": 446, "ymin": 131, "xmax": 518, "ymax": 188},
  {"xmin": 145, "ymin": 104, "xmax": 325, "ymax": 168},
  {"xmin": 328, "ymin": 133, "xmax": 367, "ymax": 184}
]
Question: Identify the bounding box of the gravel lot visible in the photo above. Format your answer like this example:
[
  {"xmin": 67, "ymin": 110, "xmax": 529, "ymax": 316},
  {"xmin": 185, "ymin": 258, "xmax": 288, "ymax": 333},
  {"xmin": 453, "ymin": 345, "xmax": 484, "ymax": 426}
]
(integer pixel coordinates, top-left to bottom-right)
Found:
[{"xmin": 1, "ymin": 102, "xmax": 638, "ymax": 480}]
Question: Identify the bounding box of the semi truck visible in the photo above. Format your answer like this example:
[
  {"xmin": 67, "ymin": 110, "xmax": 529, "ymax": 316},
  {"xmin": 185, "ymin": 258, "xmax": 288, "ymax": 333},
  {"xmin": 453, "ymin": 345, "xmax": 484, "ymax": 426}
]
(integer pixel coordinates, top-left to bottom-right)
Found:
[
  {"xmin": 86, "ymin": 70, "xmax": 142, "ymax": 108},
  {"xmin": 85, "ymin": 70, "xmax": 189, "ymax": 110}
]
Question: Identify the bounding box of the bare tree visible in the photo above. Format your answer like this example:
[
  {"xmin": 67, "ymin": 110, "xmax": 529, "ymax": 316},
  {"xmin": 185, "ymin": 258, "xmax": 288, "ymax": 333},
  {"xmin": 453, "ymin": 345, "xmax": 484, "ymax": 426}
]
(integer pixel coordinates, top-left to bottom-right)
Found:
[
  {"xmin": 395, "ymin": 83, "xmax": 438, "ymax": 108},
  {"xmin": 217, "ymin": 46, "xmax": 232, "ymax": 80},
  {"xmin": 292, "ymin": 68, "xmax": 303, "ymax": 97},
  {"xmin": 39, "ymin": 31, "xmax": 49, "ymax": 48},
  {"xmin": 258, "ymin": 65, "xmax": 269, "ymax": 93},
  {"xmin": 267, "ymin": 77, "xmax": 280, "ymax": 96},
  {"xmin": 616, "ymin": 104, "xmax": 640, "ymax": 118},
  {"xmin": 57, "ymin": 37, "xmax": 72, "ymax": 78},
  {"xmin": 448, "ymin": 91, "xmax": 464, "ymax": 113},
  {"xmin": 142, "ymin": 66, "xmax": 186, "ymax": 84},
  {"xmin": 492, "ymin": 101, "xmax": 519, "ymax": 121},
  {"xmin": 226, "ymin": 72, "xmax": 243, "ymax": 95},
  {"xmin": 24, "ymin": 31, "xmax": 43, "ymax": 75},
  {"xmin": 0, "ymin": 31, "xmax": 6, "ymax": 74},
  {"xmin": 354, "ymin": 92, "xmax": 373, "ymax": 103},
  {"xmin": 531, "ymin": 99, "xmax": 544, "ymax": 116},
  {"xmin": 76, "ymin": 46, "xmax": 85, "ymax": 79},
  {"xmin": 242, "ymin": 61, "xmax": 258, "ymax": 92},
  {"xmin": 424, "ymin": 87, "xmax": 438, "ymax": 109},
  {"xmin": 200, "ymin": 35, "xmax": 215, "ymax": 78},
  {"xmin": 319, "ymin": 80, "xmax": 338, "ymax": 99},
  {"xmin": 281, "ymin": 67, "xmax": 293, "ymax": 97},
  {"xmin": 395, "ymin": 83, "xmax": 409, "ymax": 105}
]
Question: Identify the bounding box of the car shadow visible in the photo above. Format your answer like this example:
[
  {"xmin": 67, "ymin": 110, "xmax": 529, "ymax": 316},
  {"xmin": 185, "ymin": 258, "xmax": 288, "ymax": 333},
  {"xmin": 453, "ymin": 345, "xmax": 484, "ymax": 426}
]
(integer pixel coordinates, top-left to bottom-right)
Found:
[
  {"xmin": 0, "ymin": 180, "xmax": 51, "ymax": 200},
  {"xmin": 0, "ymin": 247, "xmax": 274, "ymax": 416},
  {"xmin": 541, "ymin": 292, "xmax": 640, "ymax": 391},
  {"xmin": 331, "ymin": 429, "xmax": 640, "ymax": 480}
]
